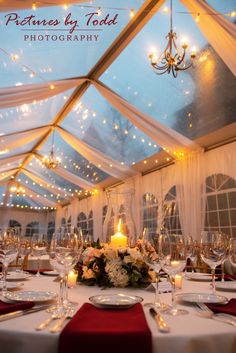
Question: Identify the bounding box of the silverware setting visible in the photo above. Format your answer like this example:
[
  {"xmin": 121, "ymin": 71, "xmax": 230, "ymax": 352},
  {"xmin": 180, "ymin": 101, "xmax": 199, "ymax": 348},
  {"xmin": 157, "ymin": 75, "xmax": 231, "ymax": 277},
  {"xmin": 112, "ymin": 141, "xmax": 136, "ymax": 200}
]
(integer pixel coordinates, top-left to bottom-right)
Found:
[
  {"xmin": 50, "ymin": 308, "xmax": 75, "ymax": 333},
  {"xmin": 196, "ymin": 303, "xmax": 236, "ymax": 327},
  {"xmin": 0, "ymin": 304, "xmax": 53, "ymax": 322},
  {"xmin": 149, "ymin": 307, "xmax": 170, "ymax": 333}
]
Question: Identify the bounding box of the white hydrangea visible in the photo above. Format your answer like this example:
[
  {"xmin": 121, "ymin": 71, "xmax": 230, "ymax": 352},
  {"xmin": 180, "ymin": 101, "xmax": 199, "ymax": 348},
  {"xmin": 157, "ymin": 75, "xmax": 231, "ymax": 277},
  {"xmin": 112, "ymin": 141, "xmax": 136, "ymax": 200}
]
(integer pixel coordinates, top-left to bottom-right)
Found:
[{"xmin": 105, "ymin": 261, "xmax": 129, "ymax": 287}]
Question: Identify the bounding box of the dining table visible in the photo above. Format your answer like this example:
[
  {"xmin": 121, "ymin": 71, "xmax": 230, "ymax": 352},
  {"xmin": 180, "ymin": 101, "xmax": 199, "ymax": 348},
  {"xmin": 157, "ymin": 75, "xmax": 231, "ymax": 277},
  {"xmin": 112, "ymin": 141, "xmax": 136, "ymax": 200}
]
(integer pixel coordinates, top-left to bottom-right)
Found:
[{"xmin": 0, "ymin": 273, "xmax": 235, "ymax": 353}]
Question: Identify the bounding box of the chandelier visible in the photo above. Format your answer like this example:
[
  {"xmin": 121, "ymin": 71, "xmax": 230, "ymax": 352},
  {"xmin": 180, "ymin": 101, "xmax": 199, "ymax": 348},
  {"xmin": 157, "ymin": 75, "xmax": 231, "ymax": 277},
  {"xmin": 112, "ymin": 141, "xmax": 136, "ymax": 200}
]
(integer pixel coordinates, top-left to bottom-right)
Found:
[
  {"xmin": 42, "ymin": 131, "xmax": 61, "ymax": 169},
  {"xmin": 10, "ymin": 184, "xmax": 26, "ymax": 196},
  {"xmin": 149, "ymin": 0, "xmax": 196, "ymax": 78}
]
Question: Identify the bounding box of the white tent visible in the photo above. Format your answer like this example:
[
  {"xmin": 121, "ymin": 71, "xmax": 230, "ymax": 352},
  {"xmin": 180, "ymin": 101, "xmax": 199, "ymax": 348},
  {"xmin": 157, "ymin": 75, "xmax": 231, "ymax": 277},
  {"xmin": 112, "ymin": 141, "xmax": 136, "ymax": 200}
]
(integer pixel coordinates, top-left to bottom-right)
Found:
[{"xmin": 0, "ymin": 0, "xmax": 235, "ymax": 240}]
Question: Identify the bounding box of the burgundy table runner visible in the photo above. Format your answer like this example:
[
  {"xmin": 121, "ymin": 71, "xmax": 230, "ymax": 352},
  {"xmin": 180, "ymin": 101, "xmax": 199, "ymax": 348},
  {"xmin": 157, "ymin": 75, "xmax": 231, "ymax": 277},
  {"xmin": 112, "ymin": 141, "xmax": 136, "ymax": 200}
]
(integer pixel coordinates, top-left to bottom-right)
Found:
[
  {"xmin": 0, "ymin": 300, "xmax": 34, "ymax": 315},
  {"xmin": 59, "ymin": 303, "xmax": 152, "ymax": 353},
  {"xmin": 207, "ymin": 298, "xmax": 236, "ymax": 316}
]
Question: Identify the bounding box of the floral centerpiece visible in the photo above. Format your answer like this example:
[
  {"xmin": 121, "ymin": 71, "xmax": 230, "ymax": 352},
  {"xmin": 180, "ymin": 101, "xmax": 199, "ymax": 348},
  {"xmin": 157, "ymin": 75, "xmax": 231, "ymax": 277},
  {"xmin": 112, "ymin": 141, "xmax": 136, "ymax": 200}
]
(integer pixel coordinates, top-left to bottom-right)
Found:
[{"xmin": 76, "ymin": 242, "xmax": 152, "ymax": 288}]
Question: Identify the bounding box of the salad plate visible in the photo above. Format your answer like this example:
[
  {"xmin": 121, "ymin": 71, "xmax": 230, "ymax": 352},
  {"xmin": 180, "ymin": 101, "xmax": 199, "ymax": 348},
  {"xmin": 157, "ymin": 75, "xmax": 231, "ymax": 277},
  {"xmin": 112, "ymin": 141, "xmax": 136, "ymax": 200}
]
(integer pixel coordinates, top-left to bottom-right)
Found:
[
  {"xmin": 89, "ymin": 293, "xmax": 143, "ymax": 309},
  {"xmin": 175, "ymin": 292, "xmax": 228, "ymax": 304}
]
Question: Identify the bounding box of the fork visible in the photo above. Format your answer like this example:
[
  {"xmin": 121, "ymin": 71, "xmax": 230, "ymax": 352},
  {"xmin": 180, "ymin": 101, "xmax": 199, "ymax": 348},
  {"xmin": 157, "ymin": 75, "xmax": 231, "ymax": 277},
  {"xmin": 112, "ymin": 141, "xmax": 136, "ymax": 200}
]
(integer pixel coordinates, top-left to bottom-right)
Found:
[
  {"xmin": 50, "ymin": 308, "xmax": 75, "ymax": 333},
  {"xmin": 36, "ymin": 312, "xmax": 62, "ymax": 331},
  {"xmin": 196, "ymin": 303, "xmax": 236, "ymax": 326}
]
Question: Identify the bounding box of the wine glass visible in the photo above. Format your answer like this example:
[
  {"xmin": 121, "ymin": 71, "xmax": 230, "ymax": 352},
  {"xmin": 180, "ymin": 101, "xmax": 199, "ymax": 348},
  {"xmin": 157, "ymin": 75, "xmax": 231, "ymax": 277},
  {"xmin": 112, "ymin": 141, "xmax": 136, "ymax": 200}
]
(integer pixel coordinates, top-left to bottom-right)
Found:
[
  {"xmin": 229, "ymin": 237, "xmax": 236, "ymax": 268},
  {"xmin": 17, "ymin": 238, "xmax": 32, "ymax": 274},
  {"xmin": 49, "ymin": 228, "xmax": 83, "ymax": 312},
  {"xmin": 200, "ymin": 231, "xmax": 227, "ymax": 294},
  {"xmin": 185, "ymin": 236, "xmax": 199, "ymax": 273},
  {"xmin": 142, "ymin": 234, "xmax": 164, "ymax": 309},
  {"xmin": 159, "ymin": 233, "xmax": 188, "ymax": 315},
  {"xmin": 31, "ymin": 233, "xmax": 48, "ymax": 277},
  {"xmin": 0, "ymin": 230, "xmax": 18, "ymax": 293}
]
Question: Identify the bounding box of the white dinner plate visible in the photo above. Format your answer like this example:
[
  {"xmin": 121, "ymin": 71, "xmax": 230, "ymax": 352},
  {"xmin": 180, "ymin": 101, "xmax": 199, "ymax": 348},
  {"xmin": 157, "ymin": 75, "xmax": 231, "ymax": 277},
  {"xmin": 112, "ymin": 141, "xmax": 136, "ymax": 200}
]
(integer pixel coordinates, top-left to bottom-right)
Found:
[
  {"xmin": 185, "ymin": 273, "xmax": 212, "ymax": 281},
  {"xmin": 0, "ymin": 281, "xmax": 23, "ymax": 290},
  {"xmin": 3, "ymin": 290, "xmax": 57, "ymax": 303},
  {"xmin": 42, "ymin": 271, "xmax": 59, "ymax": 276},
  {"xmin": 176, "ymin": 292, "xmax": 228, "ymax": 304},
  {"xmin": 215, "ymin": 282, "xmax": 236, "ymax": 292},
  {"xmin": 89, "ymin": 293, "xmax": 143, "ymax": 309},
  {"xmin": 7, "ymin": 271, "xmax": 31, "ymax": 281}
]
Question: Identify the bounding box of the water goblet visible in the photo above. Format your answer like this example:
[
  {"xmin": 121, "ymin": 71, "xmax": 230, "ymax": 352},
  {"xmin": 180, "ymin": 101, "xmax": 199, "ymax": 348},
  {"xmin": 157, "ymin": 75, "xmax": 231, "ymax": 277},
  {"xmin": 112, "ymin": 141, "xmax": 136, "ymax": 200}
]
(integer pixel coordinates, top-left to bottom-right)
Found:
[
  {"xmin": 160, "ymin": 233, "xmax": 188, "ymax": 316},
  {"xmin": 0, "ymin": 231, "xmax": 18, "ymax": 293},
  {"xmin": 200, "ymin": 231, "xmax": 227, "ymax": 294},
  {"xmin": 229, "ymin": 237, "xmax": 236, "ymax": 268},
  {"xmin": 49, "ymin": 228, "xmax": 83, "ymax": 312},
  {"xmin": 31, "ymin": 233, "xmax": 48, "ymax": 277}
]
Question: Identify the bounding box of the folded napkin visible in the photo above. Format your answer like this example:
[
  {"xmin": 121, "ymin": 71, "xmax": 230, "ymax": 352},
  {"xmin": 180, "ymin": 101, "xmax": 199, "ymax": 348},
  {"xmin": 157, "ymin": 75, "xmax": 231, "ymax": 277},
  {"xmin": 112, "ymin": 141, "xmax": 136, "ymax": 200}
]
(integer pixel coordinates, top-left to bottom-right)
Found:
[
  {"xmin": 0, "ymin": 300, "xmax": 34, "ymax": 315},
  {"xmin": 207, "ymin": 298, "xmax": 236, "ymax": 316},
  {"xmin": 59, "ymin": 303, "xmax": 152, "ymax": 353},
  {"xmin": 26, "ymin": 269, "xmax": 52, "ymax": 274},
  {"xmin": 216, "ymin": 274, "xmax": 236, "ymax": 281}
]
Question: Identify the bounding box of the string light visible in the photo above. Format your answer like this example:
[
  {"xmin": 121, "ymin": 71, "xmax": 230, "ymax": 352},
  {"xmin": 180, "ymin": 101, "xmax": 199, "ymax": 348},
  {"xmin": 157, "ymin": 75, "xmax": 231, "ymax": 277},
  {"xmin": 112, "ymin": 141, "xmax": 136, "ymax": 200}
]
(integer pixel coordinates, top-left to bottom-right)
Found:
[
  {"xmin": 32, "ymin": 3, "xmax": 37, "ymax": 11},
  {"xmin": 130, "ymin": 9, "xmax": 135, "ymax": 18}
]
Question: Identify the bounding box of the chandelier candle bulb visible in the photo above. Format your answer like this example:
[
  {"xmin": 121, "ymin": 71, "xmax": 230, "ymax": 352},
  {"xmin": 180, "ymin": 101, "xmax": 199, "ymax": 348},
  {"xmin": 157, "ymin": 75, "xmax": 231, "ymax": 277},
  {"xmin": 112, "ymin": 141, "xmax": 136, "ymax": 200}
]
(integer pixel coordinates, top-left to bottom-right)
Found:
[
  {"xmin": 175, "ymin": 274, "xmax": 182, "ymax": 289},
  {"xmin": 67, "ymin": 270, "xmax": 78, "ymax": 288},
  {"xmin": 110, "ymin": 219, "xmax": 127, "ymax": 248}
]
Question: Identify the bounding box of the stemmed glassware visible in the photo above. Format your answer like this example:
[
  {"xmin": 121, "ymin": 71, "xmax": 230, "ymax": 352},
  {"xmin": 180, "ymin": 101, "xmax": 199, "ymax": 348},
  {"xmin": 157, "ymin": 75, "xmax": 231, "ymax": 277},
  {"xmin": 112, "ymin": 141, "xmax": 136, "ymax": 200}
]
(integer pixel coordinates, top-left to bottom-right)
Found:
[
  {"xmin": 142, "ymin": 234, "xmax": 164, "ymax": 309},
  {"xmin": 229, "ymin": 237, "xmax": 236, "ymax": 268},
  {"xmin": 200, "ymin": 231, "xmax": 228, "ymax": 294},
  {"xmin": 159, "ymin": 233, "xmax": 188, "ymax": 315},
  {"xmin": 49, "ymin": 227, "xmax": 83, "ymax": 313},
  {"xmin": 31, "ymin": 233, "xmax": 48, "ymax": 277},
  {"xmin": 17, "ymin": 237, "xmax": 32, "ymax": 273},
  {"xmin": 0, "ymin": 230, "xmax": 18, "ymax": 293},
  {"xmin": 185, "ymin": 236, "xmax": 199, "ymax": 273}
]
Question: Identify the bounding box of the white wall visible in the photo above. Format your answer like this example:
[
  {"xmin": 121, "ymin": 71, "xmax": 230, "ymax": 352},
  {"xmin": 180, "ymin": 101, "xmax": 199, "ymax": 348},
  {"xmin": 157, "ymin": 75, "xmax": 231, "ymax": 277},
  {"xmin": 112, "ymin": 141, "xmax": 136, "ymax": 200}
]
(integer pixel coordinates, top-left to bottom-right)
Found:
[{"xmin": 0, "ymin": 208, "xmax": 55, "ymax": 235}]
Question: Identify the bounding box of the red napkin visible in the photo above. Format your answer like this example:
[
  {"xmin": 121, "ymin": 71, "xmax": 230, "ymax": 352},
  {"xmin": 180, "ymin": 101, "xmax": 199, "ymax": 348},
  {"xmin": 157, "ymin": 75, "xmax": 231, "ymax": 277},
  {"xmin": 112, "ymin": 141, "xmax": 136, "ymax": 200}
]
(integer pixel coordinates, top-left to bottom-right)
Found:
[
  {"xmin": 26, "ymin": 269, "xmax": 52, "ymax": 274},
  {"xmin": 59, "ymin": 303, "xmax": 152, "ymax": 353},
  {"xmin": 0, "ymin": 300, "xmax": 34, "ymax": 315},
  {"xmin": 207, "ymin": 298, "xmax": 236, "ymax": 316},
  {"xmin": 216, "ymin": 274, "xmax": 236, "ymax": 281}
]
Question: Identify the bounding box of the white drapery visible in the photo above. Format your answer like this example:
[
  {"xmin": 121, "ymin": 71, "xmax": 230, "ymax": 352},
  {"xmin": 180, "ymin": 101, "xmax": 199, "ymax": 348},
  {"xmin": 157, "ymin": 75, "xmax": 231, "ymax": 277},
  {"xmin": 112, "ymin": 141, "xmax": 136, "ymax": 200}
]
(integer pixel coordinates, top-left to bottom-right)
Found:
[
  {"xmin": 0, "ymin": 1, "xmax": 90, "ymax": 12},
  {"xmin": 180, "ymin": 0, "xmax": 236, "ymax": 77},
  {"xmin": 56, "ymin": 126, "xmax": 137, "ymax": 180},
  {"xmin": 35, "ymin": 153, "xmax": 95, "ymax": 191},
  {"xmin": 175, "ymin": 152, "xmax": 206, "ymax": 241},
  {"xmin": 92, "ymin": 80, "xmax": 201, "ymax": 155},
  {"xmin": 0, "ymin": 78, "xmax": 86, "ymax": 109},
  {"xmin": 23, "ymin": 168, "xmax": 72, "ymax": 199},
  {"xmin": 9, "ymin": 181, "xmax": 57, "ymax": 207},
  {"xmin": 0, "ymin": 153, "xmax": 29, "ymax": 166},
  {"xmin": 0, "ymin": 126, "xmax": 49, "ymax": 152}
]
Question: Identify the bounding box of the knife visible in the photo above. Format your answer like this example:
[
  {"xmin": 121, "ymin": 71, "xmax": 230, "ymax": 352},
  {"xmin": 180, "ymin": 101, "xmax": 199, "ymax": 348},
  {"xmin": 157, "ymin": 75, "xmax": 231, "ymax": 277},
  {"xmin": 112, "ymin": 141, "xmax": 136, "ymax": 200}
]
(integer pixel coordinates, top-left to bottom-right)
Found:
[
  {"xmin": 149, "ymin": 307, "xmax": 170, "ymax": 333},
  {"xmin": 0, "ymin": 304, "xmax": 52, "ymax": 322}
]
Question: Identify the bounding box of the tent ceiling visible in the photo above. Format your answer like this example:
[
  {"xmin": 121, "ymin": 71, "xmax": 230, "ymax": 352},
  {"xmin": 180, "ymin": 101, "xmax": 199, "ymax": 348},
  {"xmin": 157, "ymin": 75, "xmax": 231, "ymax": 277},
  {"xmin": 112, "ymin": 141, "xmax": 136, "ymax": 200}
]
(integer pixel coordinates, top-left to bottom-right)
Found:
[{"xmin": 0, "ymin": 0, "xmax": 235, "ymax": 210}]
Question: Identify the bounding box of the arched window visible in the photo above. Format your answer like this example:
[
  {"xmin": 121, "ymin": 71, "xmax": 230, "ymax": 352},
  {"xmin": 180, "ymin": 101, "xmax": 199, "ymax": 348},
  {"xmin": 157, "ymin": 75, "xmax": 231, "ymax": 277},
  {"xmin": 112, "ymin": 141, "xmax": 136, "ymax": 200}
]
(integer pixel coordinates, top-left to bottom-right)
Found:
[
  {"xmin": 142, "ymin": 193, "xmax": 158, "ymax": 238},
  {"xmin": 8, "ymin": 220, "xmax": 21, "ymax": 233},
  {"xmin": 87, "ymin": 210, "xmax": 94, "ymax": 238},
  {"xmin": 205, "ymin": 173, "xmax": 236, "ymax": 237},
  {"xmin": 103, "ymin": 205, "xmax": 108, "ymax": 224},
  {"xmin": 61, "ymin": 218, "xmax": 66, "ymax": 226},
  {"xmin": 67, "ymin": 216, "xmax": 71, "ymax": 228},
  {"xmin": 47, "ymin": 221, "xmax": 55, "ymax": 241},
  {"xmin": 25, "ymin": 221, "xmax": 39, "ymax": 237},
  {"xmin": 77, "ymin": 212, "xmax": 87, "ymax": 236},
  {"xmin": 163, "ymin": 186, "xmax": 182, "ymax": 234}
]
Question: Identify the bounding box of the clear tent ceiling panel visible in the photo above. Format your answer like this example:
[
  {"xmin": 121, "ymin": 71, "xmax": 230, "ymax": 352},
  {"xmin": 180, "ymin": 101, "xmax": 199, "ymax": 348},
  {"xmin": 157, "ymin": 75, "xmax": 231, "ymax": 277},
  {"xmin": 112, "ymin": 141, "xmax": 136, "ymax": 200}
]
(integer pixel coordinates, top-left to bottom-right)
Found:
[
  {"xmin": 0, "ymin": 89, "xmax": 74, "ymax": 134},
  {"xmin": 0, "ymin": 139, "xmax": 40, "ymax": 158},
  {"xmin": 207, "ymin": 0, "xmax": 236, "ymax": 20},
  {"xmin": 0, "ymin": 1, "xmax": 141, "ymax": 85},
  {"xmin": 38, "ymin": 130, "xmax": 109, "ymax": 184},
  {"xmin": 29, "ymin": 156, "xmax": 86, "ymax": 193},
  {"xmin": 61, "ymin": 85, "xmax": 159, "ymax": 166},
  {"xmin": 101, "ymin": 0, "xmax": 236, "ymax": 141},
  {"xmin": 16, "ymin": 172, "xmax": 65, "ymax": 203}
]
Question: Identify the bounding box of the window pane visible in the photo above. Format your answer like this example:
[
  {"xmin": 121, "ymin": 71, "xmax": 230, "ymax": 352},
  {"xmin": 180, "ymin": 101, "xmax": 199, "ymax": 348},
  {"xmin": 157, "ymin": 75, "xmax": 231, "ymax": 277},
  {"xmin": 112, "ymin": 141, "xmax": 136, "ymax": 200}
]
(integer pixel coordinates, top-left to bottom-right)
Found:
[
  {"xmin": 229, "ymin": 192, "xmax": 236, "ymax": 209},
  {"xmin": 230, "ymin": 210, "xmax": 236, "ymax": 226},
  {"xmin": 217, "ymin": 194, "xmax": 228, "ymax": 210},
  {"xmin": 219, "ymin": 211, "xmax": 230, "ymax": 227},
  {"xmin": 207, "ymin": 195, "xmax": 217, "ymax": 210},
  {"xmin": 208, "ymin": 212, "xmax": 218, "ymax": 227}
]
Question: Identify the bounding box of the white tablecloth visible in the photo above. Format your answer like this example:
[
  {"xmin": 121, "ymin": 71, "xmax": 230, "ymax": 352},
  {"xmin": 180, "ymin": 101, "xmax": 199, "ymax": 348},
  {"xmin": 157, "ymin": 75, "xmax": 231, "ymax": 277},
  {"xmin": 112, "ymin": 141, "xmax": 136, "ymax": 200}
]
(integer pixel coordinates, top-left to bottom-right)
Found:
[
  {"xmin": 26, "ymin": 255, "xmax": 52, "ymax": 271},
  {"xmin": 0, "ymin": 276, "xmax": 236, "ymax": 353}
]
